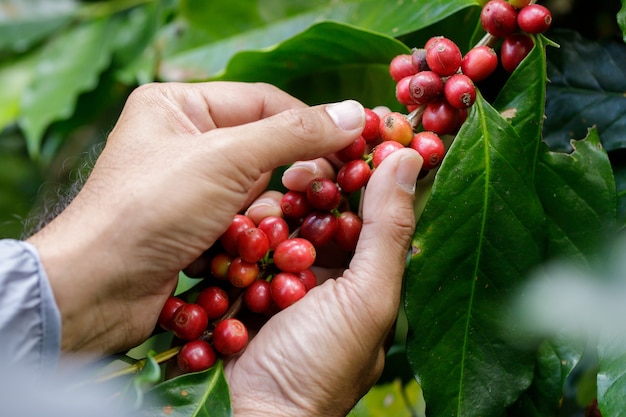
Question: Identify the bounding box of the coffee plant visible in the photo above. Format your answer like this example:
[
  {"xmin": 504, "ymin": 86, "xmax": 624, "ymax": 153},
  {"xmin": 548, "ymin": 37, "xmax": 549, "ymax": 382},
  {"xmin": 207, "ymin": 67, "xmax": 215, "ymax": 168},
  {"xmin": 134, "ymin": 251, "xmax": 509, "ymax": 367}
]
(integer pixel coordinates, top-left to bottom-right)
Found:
[{"xmin": 1, "ymin": 0, "xmax": 626, "ymax": 416}]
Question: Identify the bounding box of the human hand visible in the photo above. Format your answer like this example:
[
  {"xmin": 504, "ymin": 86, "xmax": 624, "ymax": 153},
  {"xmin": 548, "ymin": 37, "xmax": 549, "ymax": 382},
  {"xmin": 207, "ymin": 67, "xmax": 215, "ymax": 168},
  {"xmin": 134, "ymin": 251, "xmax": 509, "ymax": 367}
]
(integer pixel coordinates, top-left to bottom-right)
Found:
[
  {"xmin": 224, "ymin": 148, "xmax": 422, "ymax": 416},
  {"xmin": 26, "ymin": 82, "xmax": 367, "ymax": 356}
]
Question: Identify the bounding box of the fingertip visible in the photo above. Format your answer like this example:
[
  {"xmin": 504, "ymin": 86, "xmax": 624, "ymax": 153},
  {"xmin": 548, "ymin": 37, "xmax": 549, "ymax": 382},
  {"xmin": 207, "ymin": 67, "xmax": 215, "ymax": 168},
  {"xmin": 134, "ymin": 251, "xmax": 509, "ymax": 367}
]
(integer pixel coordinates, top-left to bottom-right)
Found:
[{"xmin": 324, "ymin": 100, "xmax": 366, "ymax": 132}]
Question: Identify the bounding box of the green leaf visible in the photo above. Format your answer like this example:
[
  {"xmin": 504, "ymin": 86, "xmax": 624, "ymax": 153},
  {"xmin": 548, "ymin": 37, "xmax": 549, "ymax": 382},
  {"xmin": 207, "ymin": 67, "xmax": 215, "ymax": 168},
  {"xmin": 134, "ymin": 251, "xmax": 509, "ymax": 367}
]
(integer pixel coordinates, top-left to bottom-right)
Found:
[
  {"xmin": 543, "ymin": 30, "xmax": 626, "ymax": 153},
  {"xmin": 535, "ymin": 130, "xmax": 617, "ymax": 262},
  {"xmin": 618, "ymin": 0, "xmax": 626, "ymax": 41},
  {"xmin": 140, "ymin": 361, "xmax": 232, "ymax": 417},
  {"xmin": 493, "ymin": 34, "xmax": 552, "ymax": 166},
  {"xmin": 0, "ymin": 54, "xmax": 37, "ymax": 131},
  {"xmin": 158, "ymin": 0, "xmax": 479, "ymax": 81},
  {"xmin": 405, "ymin": 92, "xmax": 543, "ymax": 417},
  {"xmin": 597, "ymin": 334, "xmax": 626, "ymax": 417},
  {"xmin": 218, "ymin": 21, "xmax": 409, "ymax": 82},
  {"xmin": 0, "ymin": 0, "xmax": 77, "ymax": 54},
  {"xmin": 506, "ymin": 336, "xmax": 584, "ymax": 417},
  {"xmin": 18, "ymin": 18, "xmax": 116, "ymax": 159}
]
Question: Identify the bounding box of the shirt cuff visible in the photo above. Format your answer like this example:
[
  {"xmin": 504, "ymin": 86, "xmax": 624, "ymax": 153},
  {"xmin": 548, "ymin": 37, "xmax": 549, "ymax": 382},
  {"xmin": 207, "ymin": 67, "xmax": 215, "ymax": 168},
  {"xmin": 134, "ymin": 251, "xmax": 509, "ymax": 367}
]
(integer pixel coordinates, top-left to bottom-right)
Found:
[{"xmin": 0, "ymin": 239, "xmax": 61, "ymax": 371}]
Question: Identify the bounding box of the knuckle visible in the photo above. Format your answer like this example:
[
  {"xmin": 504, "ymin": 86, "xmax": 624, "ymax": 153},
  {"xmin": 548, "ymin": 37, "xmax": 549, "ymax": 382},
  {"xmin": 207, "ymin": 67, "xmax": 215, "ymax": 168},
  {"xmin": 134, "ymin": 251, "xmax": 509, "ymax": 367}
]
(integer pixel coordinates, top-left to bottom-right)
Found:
[{"xmin": 279, "ymin": 108, "xmax": 321, "ymax": 138}]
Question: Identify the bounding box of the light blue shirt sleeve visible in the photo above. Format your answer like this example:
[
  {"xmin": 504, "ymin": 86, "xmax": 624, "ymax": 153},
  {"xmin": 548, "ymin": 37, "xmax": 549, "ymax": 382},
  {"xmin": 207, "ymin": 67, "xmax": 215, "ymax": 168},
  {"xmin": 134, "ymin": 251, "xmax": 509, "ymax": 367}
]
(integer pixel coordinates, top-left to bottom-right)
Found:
[{"xmin": 0, "ymin": 239, "xmax": 61, "ymax": 371}]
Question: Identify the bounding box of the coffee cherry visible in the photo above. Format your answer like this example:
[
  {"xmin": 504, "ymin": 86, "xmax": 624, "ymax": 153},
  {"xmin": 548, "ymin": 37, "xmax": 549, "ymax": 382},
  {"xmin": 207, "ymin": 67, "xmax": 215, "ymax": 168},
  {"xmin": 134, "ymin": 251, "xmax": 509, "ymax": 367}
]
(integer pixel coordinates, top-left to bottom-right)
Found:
[
  {"xmin": 210, "ymin": 252, "xmax": 234, "ymax": 280},
  {"xmin": 280, "ymin": 190, "xmax": 312, "ymax": 219},
  {"xmin": 396, "ymin": 76, "xmax": 417, "ymax": 106},
  {"xmin": 196, "ymin": 286, "xmax": 229, "ymax": 320},
  {"xmin": 306, "ymin": 178, "xmax": 341, "ymax": 211},
  {"xmin": 411, "ymin": 48, "xmax": 429, "ymax": 72},
  {"xmin": 389, "ymin": 53, "xmax": 418, "ymax": 82},
  {"xmin": 408, "ymin": 71, "xmax": 444, "ymax": 105},
  {"xmin": 500, "ymin": 33, "xmax": 534, "ymax": 73},
  {"xmin": 270, "ymin": 272, "xmax": 307, "ymax": 309},
  {"xmin": 243, "ymin": 279, "xmax": 272, "ymax": 314},
  {"xmin": 517, "ymin": 4, "xmax": 552, "ymax": 34},
  {"xmin": 372, "ymin": 140, "xmax": 404, "ymax": 168},
  {"xmin": 177, "ymin": 340, "xmax": 216, "ymax": 373},
  {"xmin": 219, "ymin": 214, "xmax": 255, "ymax": 255},
  {"xmin": 337, "ymin": 159, "xmax": 371, "ymax": 193},
  {"xmin": 158, "ymin": 296, "xmax": 186, "ymax": 331},
  {"xmin": 273, "ymin": 238, "xmax": 316, "ymax": 273},
  {"xmin": 422, "ymin": 100, "xmax": 462, "ymax": 136},
  {"xmin": 212, "ymin": 318, "xmax": 249, "ymax": 356},
  {"xmin": 171, "ymin": 303, "xmax": 209, "ymax": 341},
  {"xmin": 362, "ymin": 109, "xmax": 381, "ymax": 143},
  {"xmin": 425, "ymin": 37, "xmax": 462, "ymax": 77},
  {"xmin": 480, "ymin": 0, "xmax": 518, "ymax": 38},
  {"xmin": 294, "ymin": 269, "xmax": 317, "ymax": 292},
  {"xmin": 300, "ymin": 211, "xmax": 339, "ymax": 248},
  {"xmin": 257, "ymin": 216, "xmax": 289, "ymax": 250},
  {"xmin": 408, "ymin": 131, "xmax": 446, "ymax": 170},
  {"xmin": 236, "ymin": 227, "xmax": 269, "ymax": 263},
  {"xmin": 444, "ymin": 74, "xmax": 476, "ymax": 109},
  {"xmin": 461, "ymin": 46, "xmax": 498, "ymax": 82},
  {"xmin": 333, "ymin": 211, "xmax": 363, "ymax": 252},
  {"xmin": 336, "ymin": 135, "xmax": 367, "ymax": 162},
  {"xmin": 227, "ymin": 257, "xmax": 260, "ymax": 288},
  {"xmin": 379, "ymin": 112, "xmax": 413, "ymax": 146}
]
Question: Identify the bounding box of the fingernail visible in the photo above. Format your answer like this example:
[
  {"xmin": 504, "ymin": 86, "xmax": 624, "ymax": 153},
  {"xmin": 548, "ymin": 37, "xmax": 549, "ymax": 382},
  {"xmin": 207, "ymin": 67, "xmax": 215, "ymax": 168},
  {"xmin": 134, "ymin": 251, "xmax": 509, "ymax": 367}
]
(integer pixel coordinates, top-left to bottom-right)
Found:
[
  {"xmin": 325, "ymin": 100, "xmax": 365, "ymax": 131},
  {"xmin": 245, "ymin": 201, "xmax": 282, "ymax": 221},
  {"xmin": 286, "ymin": 161, "xmax": 318, "ymax": 176},
  {"xmin": 396, "ymin": 154, "xmax": 422, "ymax": 194}
]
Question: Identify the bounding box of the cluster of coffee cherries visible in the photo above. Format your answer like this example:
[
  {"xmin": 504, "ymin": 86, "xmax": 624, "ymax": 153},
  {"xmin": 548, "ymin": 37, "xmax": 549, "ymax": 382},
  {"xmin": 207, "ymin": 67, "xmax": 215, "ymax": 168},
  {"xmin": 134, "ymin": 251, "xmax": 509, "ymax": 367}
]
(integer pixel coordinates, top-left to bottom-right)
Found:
[
  {"xmin": 157, "ymin": 172, "xmax": 365, "ymax": 374},
  {"xmin": 383, "ymin": 0, "xmax": 552, "ymax": 171}
]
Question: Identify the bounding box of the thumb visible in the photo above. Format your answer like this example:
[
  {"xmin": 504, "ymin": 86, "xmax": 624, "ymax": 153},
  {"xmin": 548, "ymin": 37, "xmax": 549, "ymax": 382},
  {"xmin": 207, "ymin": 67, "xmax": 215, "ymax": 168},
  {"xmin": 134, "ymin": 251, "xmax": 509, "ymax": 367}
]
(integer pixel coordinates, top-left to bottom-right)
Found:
[
  {"xmin": 205, "ymin": 100, "xmax": 365, "ymax": 172},
  {"xmin": 345, "ymin": 148, "xmax": 423, "ymax": 329}
]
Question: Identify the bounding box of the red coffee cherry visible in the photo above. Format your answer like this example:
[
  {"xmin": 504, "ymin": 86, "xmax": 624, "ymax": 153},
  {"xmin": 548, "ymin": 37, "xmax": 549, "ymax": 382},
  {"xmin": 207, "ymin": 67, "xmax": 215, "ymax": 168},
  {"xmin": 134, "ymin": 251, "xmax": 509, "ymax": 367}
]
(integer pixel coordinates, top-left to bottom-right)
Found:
[
  {"xmin": 243, "ymin": 279, "xmax": 272, "ymax": 314},
  {"xmin": 372, "ymin": 140, "xmax": 404, "ymax": 168},
  {"xmin": 280, "ymin": 190, "xmax": 312, "ymax": 219},
  {"xmin": 389, "ymin": 53, "xmax": 418, "ymax": 82},
  {"xmin": 257, "ymin": 216, "xmax": 289, "ymax": 250},
  {"xmin": 411, "ymin": 48, "xmax": 429, "ymax": 72},
  {"xmin": 500, "ymin": 33, "xmax": 534, "ymax": 73},
  {"xmin": 425, "ymin": 37, "xmax": 462, "ymax": 77},
  {"xmin": 300, "ymin": 211, "xmax": 339, "ymax": 248},
  {"xmin": 212, "ymin": 318, "xmax": 249, "ymax": 356},
  {"xmin": 379, "ymin": 112, "xmax": 414, "ymax": 146},
  {"xmin": 337, "ymin": 159, "xmax": 372, "ymax": 193},
  {"xmin": 273, "ymin": 238, "xmax": 316, "ymax": 273},
  {"xmin": 517, "ymin": 4, "xmax": 552, "ymax": 34},
  {"xmin": 158, "ymin": 296, "xmax": 186, "ymax": 331},
  {"xmin": 444, "ymin": 74, "xmax": 476, "ymax": 110},
  {"xmin": 171, "ymin": 303, "xmax": 208, "ymax": 341},
  {"xmin": 480, "ymin": 0, "xmax": 518, "ymax": 38},
  {"xmin": 461, "ymin": 46, "xmax": 498, "ymax": 82},
  {"xmin": 177, "ymin": 340, "xmax": 216, "ymax": 373},
  {"xmin": 227, "ymin": 257, "xmax": 260, "ymax": 288},
  {"xmin": 270, "ymin": 272, "xmax": 307, "ymax": 309},
  {"xmin": 362, "ymin": 109, "xmax": 381, "ymax": 143},
  {"xmin": 422, "ymin": 100, "xmax": 462, "ymax": 136},
  {"xmin": 336, "ymin": 135, "xmax": 367, "ymax": 162},
  {"xmin": 333, "ymin": 211, "xmax": 363, "ymax": 252},
  {"xmin": 237, "ymin": 227, "xmax": 269, "ymax": 263},
  {"xmin": 294, "ymin": 269, "xmax": 317, "ymax": 292},
  {"xmin": 396, "ymin": 75, "xmax": 417, "ymax": 106},
  {"xmin": 196, "ymin": 286, "xmax": 229, "ymax": 320},
  {"xmin": 306, "ymin": 178, "xmax": 341, "ymax": 211},
  {"xmin": 408, "ymin": 71, "xmax": 444, "ymax": 105},
  {"xmin": 408, "ymin": 131, "xmax": 446, "ymax": 170},
  {"xmin": 219, "ymin": 214, "xmax": 255, "ymax": 255}
]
